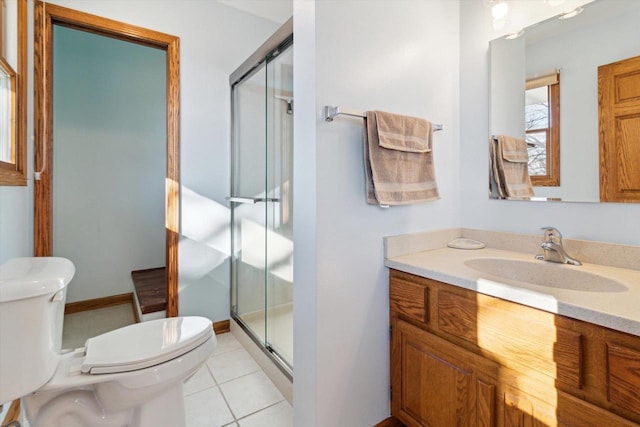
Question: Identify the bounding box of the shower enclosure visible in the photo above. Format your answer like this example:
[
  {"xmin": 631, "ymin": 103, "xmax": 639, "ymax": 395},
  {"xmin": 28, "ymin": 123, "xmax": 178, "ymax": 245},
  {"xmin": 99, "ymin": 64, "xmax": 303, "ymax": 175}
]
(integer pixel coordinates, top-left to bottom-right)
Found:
[{"xmin": 229, "ymin": 20, "xmax": 293, "ymax": 377}]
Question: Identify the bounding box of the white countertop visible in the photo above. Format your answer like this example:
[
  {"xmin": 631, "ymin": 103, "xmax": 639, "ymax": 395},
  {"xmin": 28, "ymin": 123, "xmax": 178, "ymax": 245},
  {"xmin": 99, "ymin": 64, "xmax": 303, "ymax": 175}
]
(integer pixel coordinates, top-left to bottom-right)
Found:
[{"xmin": 385, "ymin": 246, "xmax": 640, "ymax": 337}]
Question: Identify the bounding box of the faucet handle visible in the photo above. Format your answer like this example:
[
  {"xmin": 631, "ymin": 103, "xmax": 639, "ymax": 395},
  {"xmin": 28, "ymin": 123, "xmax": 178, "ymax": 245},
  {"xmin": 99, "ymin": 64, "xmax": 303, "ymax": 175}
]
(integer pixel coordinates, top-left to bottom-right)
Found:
[{"xmin": 541, "ymin": 227, "xmax": 563, "ymax": 244}]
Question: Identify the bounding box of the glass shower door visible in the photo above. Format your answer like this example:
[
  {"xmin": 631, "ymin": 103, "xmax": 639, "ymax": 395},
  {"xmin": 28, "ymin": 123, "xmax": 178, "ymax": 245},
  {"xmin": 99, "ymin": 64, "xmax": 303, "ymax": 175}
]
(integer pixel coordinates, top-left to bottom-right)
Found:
[
  {"xmin": 265, "ymin": 45, "xmax": 293, "ymax": 369},
  {"xmin": 231, "ymin": 65, "xmax": 268, "ymax": 345},
  {"xmin": 230, "ymin": 39, "xmax": 293, "ymax": 375}
]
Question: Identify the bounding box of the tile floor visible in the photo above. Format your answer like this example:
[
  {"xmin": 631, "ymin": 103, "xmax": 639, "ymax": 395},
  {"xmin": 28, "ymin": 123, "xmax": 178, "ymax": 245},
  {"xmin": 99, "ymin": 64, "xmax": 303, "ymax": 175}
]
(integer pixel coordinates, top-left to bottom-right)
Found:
[{"xmin": 61, "ymin": 304, "xmax": 292, "ymax": 427}]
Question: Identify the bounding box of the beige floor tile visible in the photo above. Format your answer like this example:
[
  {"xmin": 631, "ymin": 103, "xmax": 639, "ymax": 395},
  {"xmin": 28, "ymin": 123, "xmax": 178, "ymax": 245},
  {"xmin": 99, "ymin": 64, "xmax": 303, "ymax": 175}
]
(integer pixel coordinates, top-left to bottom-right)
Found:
[
  {"xmin": 219, "ymin": 371, "xmax": 285, "ymax": 419},
  {"xmin": 207, "ymin": 348, "xmax": 261, "ymax": 384},
  {"xmin": 184, "ymin": 364, "xmax": 216, "ymax": 396},
  {"xmin": 185, "ymin": 386, "xmax": 235, "ymax": 427},
  {"xmin": 238, "ymin": 400, "xmax": 293, "ymax": 427},
  {"xmin": 212, "ymin": 332, "xmax": 243, "ymax": 356}
]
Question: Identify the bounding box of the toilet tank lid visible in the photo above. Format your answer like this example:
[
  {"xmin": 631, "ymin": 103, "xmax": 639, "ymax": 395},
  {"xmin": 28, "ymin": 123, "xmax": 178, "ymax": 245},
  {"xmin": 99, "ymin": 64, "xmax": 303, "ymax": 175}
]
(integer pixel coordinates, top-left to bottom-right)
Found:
[
  {"xmin": 0, "ymin": 257, "xmax": 75, "ymax": 302},
  {"xmin": 81, "ymin": 316, "xmax": 214, "ymax": 374}
]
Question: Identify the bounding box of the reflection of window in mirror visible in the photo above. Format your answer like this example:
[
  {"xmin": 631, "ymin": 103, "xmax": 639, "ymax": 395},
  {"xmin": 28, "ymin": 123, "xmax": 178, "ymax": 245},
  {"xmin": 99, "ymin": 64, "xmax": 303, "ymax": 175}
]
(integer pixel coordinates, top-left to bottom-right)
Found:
[
  {"xmin": 525, "ymin": 72, "xmax": 559, "ymax": 187},
  {"xmin": 0, "ymin": 0, "xmax": 26, "ymax": 186},
  {"xmin": 0, "ymin": 57, "xmax": 16, "ymax": 165}
]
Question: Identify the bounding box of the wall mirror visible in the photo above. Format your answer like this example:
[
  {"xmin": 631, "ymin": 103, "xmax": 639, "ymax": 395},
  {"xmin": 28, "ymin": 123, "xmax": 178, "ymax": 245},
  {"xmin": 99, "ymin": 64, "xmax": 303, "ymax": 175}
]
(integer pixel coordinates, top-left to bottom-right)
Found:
[
  {"xmin": 489, "ymin": 0, "xmax": 640, "ymax": 202},
  {"xmin": 0, "ymin": 0, "xmax": 26, "ymax": 186}
]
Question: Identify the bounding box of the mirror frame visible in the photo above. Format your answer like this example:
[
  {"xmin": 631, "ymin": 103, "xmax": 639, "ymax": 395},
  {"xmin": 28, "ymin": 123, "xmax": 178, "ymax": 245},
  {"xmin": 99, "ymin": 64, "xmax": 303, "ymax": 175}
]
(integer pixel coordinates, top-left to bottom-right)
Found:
[{"xmin": 0, "ymin": 0, "xmax": 26, "ymax": 186}]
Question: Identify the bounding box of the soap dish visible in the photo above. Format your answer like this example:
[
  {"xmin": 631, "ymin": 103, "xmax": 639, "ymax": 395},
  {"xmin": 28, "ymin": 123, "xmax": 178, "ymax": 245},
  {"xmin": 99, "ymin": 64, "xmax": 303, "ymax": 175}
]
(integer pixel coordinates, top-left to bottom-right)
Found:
[{"xmin": 447, "ymin": 238, "xmax": 485, "ymax": 250}]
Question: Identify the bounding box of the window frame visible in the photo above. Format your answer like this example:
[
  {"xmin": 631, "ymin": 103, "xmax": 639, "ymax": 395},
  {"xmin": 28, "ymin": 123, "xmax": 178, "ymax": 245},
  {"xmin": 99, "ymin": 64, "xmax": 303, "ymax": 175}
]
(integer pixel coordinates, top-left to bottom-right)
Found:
[
  {"xmin": 0, "ymin": 0, "xmax": 27, "ymax": 186},
  {"xmin": 525, "ymin": 73, "xmax": 560, "ymax": 187}
]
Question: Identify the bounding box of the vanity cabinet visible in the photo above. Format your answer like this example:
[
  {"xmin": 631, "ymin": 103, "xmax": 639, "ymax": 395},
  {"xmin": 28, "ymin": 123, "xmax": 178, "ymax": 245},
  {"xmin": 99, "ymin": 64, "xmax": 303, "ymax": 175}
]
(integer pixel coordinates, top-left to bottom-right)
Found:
[{"xmin": 389, "ymin": 269, "xmax": 640, "ymax": 427}]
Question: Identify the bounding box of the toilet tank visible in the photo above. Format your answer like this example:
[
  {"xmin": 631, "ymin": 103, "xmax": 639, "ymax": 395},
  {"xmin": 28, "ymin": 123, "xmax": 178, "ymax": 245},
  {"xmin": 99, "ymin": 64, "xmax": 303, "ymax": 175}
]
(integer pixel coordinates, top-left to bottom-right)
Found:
[{"xmin": 0, "ymin": 257, "xmax": 75, "ymax": 404}]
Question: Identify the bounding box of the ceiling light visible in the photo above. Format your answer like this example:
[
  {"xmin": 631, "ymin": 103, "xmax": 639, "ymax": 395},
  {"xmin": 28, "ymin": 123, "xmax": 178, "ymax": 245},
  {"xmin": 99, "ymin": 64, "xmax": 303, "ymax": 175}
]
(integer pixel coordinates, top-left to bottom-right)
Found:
[{"xmin": 491, "ymin": 1, "xmax": 509, "ymax": 20}]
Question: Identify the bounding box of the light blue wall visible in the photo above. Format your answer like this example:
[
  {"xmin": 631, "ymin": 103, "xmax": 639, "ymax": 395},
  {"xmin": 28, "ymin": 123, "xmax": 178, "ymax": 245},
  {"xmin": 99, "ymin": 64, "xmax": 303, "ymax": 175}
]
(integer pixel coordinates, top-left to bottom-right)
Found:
[
  {"xmin": 0, "ymin": 187, "xmax": 31, "ymax": 263},
  {"xmin": 52, "ymin": 26, "xmax": 166, "ymax": 302}
]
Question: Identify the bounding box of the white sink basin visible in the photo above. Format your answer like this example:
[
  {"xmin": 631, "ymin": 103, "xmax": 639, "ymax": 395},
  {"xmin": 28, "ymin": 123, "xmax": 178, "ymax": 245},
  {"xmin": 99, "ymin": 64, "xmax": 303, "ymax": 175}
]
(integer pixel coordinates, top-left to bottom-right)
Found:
[{"xmin": 464, "ymin": 257, "xmax": 628, "ymax": 293}]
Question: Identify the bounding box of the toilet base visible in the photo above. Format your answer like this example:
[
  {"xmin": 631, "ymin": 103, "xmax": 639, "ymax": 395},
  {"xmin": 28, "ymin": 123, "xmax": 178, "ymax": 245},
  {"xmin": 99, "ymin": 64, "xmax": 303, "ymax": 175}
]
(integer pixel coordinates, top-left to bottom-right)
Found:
[
  {"xmin": 131, "ymin": 384, "xmax": 186, "ymax": 427},
  {"xmin": 24, "ymin": 384, "xmax": 187, "ymax": 427}
]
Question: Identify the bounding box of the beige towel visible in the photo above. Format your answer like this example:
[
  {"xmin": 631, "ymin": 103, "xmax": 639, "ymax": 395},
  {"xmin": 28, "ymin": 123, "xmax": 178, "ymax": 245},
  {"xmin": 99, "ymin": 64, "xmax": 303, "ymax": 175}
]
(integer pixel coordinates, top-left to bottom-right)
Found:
[
  {"xmin": 492, "ymin": 135, "xmax": 534, "ymax": 199},
  {"xmin": 489, "ymin": 138, "xmax": 506, "ymax": 198},
  {"xmin": 364, "ymin": 111, "xmax": 439, "ymax": 205}
]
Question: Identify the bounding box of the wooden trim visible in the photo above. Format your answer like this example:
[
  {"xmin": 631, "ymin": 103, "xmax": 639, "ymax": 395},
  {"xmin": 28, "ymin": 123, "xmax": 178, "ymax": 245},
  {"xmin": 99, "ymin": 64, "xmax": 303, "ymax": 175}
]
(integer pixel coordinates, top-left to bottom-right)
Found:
[
  {"xmin": 166, "ymin": 35, "xmax": 180, "ymax": 318},
  {"xmin": 34, "ymin": 2, "xmax": 180, "ymax": 315},
  {"xmin": 131, "ymin": 302, "xmax": 141, "ymax": 323},
  {"xmin": 0, "ymin": 0, "xmax": 27, "ymax": 186},
  {"xmin": 1, "ymin": 398, "xmax": 20, "ymax": 424},
  {"xmin": 64, "ymin": 293, "xmax": 134, "ymax": 315},
  {"xmin": 213, "ymin": 319, "xmax": 231, "ymax": 335},
  {"xmin": 526, "ymin": 71, "xmax": 559, "ymax": 90},
  {"xmin": 33, "ymin": 1, "xmax": 53, "ymax": 254},
  {"xmin": 374, "ymin": 417, "xmax": 406, "ymax": 427}
]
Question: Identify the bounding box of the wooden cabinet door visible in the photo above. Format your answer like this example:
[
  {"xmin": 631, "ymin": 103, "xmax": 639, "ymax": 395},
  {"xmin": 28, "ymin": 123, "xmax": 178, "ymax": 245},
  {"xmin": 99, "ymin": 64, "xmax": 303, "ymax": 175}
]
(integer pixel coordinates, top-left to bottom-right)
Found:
[
  {"xmin": 599, "ymin": 54, "xmax": 640, "ymax": 202},
  {"xmin": 391, "ymin": 318, "xmax": 498, "ymax": 427}
]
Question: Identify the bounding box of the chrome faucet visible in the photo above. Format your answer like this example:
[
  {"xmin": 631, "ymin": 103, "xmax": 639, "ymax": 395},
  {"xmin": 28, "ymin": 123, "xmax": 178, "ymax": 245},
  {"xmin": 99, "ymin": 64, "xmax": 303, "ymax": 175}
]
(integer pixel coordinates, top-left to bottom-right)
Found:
[{"xmin": 535, "ymin": 227, "xmax": 582, "ymax": 266}]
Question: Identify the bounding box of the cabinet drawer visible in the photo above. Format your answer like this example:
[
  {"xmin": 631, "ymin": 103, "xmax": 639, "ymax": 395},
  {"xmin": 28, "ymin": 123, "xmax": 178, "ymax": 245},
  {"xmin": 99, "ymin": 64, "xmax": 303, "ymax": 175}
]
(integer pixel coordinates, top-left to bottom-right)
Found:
[
  {"xmin": 390, "ymin": 277, "xmax": 428, "ymax": 324},
  {"xmin": 503, "ymin": 385, "xmax": 639, "ymax": 427},
  {"xmin": 438, "ymin": 290, "xmax": 583, "ymax": 389}
]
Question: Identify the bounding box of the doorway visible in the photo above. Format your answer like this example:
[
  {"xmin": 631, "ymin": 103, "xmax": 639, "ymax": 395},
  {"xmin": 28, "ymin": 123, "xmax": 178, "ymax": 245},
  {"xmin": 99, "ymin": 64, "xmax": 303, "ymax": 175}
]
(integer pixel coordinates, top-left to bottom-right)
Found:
[{"xmin": 33, "ymin": 1, "xmax": 180, "ymax": 316}]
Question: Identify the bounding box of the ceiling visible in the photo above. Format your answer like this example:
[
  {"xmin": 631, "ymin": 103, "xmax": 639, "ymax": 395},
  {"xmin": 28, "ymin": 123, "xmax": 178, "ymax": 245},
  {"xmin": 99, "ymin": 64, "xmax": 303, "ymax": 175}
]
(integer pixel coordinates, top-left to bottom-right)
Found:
[{"xmin": 216, "ymin": 0, "xmax": 292, "ymax": 24}]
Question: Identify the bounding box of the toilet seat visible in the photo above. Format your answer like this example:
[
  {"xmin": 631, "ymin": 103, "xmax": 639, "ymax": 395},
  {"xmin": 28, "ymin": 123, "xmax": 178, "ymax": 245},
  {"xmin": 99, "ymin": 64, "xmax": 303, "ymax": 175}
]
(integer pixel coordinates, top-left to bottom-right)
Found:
[{"xmin": 81, "ymin": 316, "xmax": 212, "ymax": 374}]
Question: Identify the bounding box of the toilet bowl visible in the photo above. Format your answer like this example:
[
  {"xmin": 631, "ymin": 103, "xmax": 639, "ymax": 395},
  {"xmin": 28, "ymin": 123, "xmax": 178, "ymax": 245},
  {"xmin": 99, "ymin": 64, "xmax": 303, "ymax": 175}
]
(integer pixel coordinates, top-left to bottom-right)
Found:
[
  {"xmin": 24, "ymin": 316, "xmax": 216, "ymax": 427},
  {"xmin": 0, "ymin": 257, "xmax": 216, "ymax": 427}
]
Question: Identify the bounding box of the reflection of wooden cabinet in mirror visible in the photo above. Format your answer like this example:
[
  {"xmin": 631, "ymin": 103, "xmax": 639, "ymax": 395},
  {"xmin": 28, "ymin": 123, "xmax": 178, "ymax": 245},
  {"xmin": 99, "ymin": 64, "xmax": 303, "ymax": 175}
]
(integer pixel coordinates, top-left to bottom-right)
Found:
[
  {"xmin": 599, "ymin": 55, "xmax": 640, "ymax": 203},
  {"xmin": 0, "ymin": 0, "xmax": 26, "ymax": 186}
]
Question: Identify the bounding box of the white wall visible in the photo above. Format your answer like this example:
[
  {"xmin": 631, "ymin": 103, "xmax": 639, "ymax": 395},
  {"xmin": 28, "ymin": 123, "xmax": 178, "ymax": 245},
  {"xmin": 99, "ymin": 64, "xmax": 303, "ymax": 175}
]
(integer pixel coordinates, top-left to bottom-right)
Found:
[
  {"xmin": 294, "ymin": 1, "xmax": 461, "ymax": 425},
  {"xmin": 52, "ymin": 26, "xmax": 166, "ymax": 302},
  {"xmin": 460, "ymin": 0, "xmax": 640, "ymax": 245}
]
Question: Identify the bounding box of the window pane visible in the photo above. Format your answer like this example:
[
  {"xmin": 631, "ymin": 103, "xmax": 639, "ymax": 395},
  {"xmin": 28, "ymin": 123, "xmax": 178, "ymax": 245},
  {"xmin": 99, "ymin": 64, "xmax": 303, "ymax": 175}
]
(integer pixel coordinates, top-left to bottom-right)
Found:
[
  {"xmin": 527, "ymin": 131, "xmax": 547, "ymax": 176},
  {"xmin": 0, "ymin": 68, "xmax": 11, "ymax": 162},
  {"xmin": 525, "ymin": 86, "xmax": 549, "ymax": 130}
]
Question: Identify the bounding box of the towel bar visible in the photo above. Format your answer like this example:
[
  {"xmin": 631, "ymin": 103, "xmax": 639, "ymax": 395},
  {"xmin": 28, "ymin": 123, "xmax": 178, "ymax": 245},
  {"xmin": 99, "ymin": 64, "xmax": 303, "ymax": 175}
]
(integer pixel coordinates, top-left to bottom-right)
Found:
[{"xmin": 323, "ymin": 105, "xmax": 443, "ymax": 131}]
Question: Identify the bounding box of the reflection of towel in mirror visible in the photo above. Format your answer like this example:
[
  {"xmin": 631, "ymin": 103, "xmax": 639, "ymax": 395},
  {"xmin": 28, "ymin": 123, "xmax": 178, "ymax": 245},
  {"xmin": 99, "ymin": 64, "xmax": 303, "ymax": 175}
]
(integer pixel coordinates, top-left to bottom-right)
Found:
[
  {"xmin": 490, "ymin": 135, "xmax": 534, "ymax": 199},
  {"xmin": 364, "ymin": 111, "xmax": 439, "ymax": 205}
]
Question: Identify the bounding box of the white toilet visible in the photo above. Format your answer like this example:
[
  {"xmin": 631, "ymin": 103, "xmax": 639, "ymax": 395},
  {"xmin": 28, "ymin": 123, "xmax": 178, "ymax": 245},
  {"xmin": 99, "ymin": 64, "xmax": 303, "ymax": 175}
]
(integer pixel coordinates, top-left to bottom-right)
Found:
[{"xmin": 0, "ymin": 257, "xmax": 216, "ymax": 427}]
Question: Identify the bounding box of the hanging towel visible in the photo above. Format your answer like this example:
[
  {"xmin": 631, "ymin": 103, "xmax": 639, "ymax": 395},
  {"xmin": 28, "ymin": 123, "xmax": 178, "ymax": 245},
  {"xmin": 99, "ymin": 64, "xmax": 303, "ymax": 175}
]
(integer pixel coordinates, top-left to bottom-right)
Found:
[
  {"xmin": 491, "ymin": 135, "xmax": 534, "ymax": 199},
  {"xmin": 364, "ymin": 111, "xmax": 439, "ymax": 205}
]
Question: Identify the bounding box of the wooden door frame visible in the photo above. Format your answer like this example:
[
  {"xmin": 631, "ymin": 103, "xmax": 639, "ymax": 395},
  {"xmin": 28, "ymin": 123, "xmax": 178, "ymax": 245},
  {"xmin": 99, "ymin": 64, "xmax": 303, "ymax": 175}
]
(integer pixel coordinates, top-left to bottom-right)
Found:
[{"xmin": 34, "ymin": 1, "xmax": 180, "ymax": 317}]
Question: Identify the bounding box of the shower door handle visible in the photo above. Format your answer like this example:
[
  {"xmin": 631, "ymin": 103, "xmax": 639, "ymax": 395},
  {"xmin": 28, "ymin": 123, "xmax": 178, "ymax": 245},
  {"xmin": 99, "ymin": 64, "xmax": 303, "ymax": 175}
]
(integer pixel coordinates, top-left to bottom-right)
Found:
[{"xmin": 226, "ymin": 196, "xmax": 280, "ymax": 204}]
